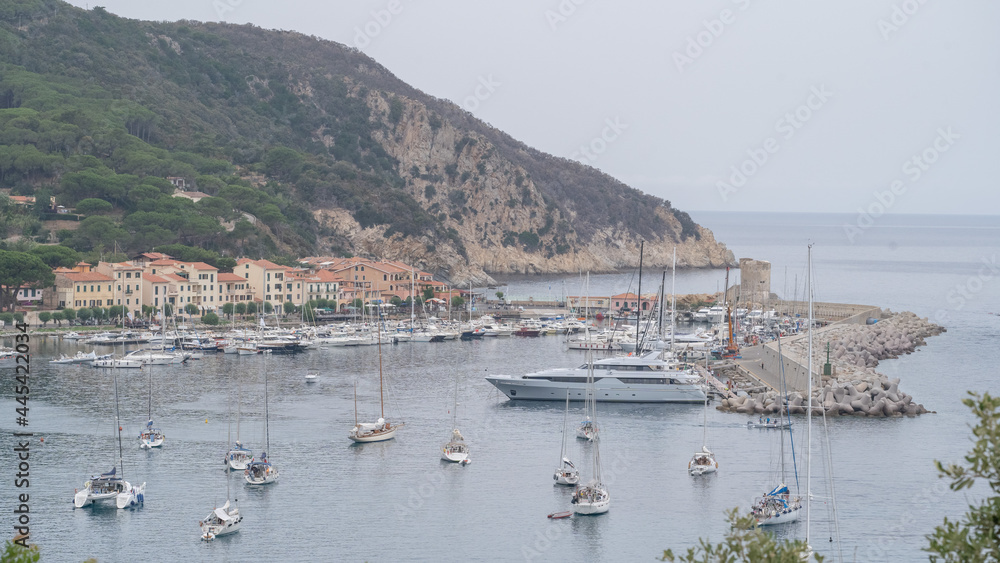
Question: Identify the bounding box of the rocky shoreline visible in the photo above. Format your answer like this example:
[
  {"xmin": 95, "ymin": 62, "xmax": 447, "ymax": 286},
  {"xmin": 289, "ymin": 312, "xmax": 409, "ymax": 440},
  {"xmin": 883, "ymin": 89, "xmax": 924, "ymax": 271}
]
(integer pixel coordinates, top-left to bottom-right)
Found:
[{"xmin": 717, "ymin": 311, "xmax": 946, "ymax": 417}]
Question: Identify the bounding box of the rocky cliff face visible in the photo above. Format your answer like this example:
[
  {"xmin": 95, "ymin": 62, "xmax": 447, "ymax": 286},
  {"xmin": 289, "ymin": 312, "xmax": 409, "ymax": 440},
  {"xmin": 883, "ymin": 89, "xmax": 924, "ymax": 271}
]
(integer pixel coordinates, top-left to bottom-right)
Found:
[{"xmin": 313, "ymin": 84, "xmax": 735, "ymax": 285}]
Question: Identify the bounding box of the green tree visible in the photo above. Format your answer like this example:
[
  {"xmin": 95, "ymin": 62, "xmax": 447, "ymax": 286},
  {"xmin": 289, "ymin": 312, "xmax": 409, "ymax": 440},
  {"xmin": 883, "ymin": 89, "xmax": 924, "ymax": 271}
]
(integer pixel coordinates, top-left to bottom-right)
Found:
[
  {"xmin": 1, "ymin": 539, "xmax": 40, "ymax": 562},
  {"xmin": 0, "ymin": 251, "xmax": 55, "ymax": 311},
  {"xmin": 0, "ymin": 313, "xmax": 13, "ymax": 325},
  {"xmin": 422, "ymin": 286, "xmax": 435, "ymax": 301},
  {"xmin": 495, "ymin": 291, "xmax": 504, "ymax": 300},
  {"xmin": 222, "ymin": 302, "xmax": 234, "ymax": 317},
  {"xmin": 245, "ymin": 302, "xmax": 257, "ymax": 315},
  {"xmin": 76, "ymin": 307, "xmax": 92, "ymax": 322},
  {"xmin": 184, "ymin": 303, "xmax": 199, "ymax": 317},
  {"xmin": 235, "ymin": 302, "xmax": 247, "ymax": 316},
  {"xmin": 162, "ymin": 303, "xmax": 173, "ymax": 318},
  {"xmin": 74, "ymin": 198, "xmax": 114, "ymax": 215},
  {"xmin": 38, "ymin": 311, "xmax": 51, "ymax": 326},
  {"xmin": 13, "ymin": 312, "xmax": 23, "ymax": 323},
  {"xmin": 660, "ymin": 508, "xmax": 816, "ymax": 563},
  {"xmin": 108, "ymin": 305, "xmax": 125, "ymax": 320},
  {"xmin": 283, "ymin": 300, "xmax": 296, "ymax": 315},
  {"xmin": 263, "ymin": 146, "xmax": 304, "ymax": 181},
  {"xmin": 451, "ymin": 296, "xmax": 465, "ymax": 308},
  {"xmin": 29, "ymin": 245, "xmax": 80, "ymax": 268},
  {"xmin": 216, "ymin": 257, "xmax": 237, "ymax": 273},
  {"xmin": 61, "ymin": 308, "xmax": 76, "ymax": 323},
  {"xmin": 926, "ymin": 391, "xmax": 1000, "ymax": 562},
  {"xmin": 352, "ymin": 298, "xmax": 364, "ymax": 309},
  {"xmin": 263, "ymin": 301, "xmax": 273, "ymax": 314},
  {"xmin": 50, "ymin": 311, "xmax": 64, "ymax": 326},
  {"xmin": 201, "ymin": 312, "xmax": 220, "ymax": 326},
  {"xmin": 390, "ymin": 295, "xmax": 402, "ymax": 307}
]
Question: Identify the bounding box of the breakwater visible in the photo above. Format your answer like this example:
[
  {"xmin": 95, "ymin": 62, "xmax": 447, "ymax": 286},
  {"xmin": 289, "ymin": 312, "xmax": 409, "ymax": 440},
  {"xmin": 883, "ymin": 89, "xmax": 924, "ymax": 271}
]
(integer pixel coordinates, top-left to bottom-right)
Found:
[{"xmin": 718, "ymin": 311, "xmax": 945, "ymax": 417}]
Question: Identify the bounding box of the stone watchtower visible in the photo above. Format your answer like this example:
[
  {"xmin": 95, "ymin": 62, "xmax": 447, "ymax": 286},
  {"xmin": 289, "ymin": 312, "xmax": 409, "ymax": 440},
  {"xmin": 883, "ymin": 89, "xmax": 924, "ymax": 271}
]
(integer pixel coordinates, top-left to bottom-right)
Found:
[{"xmin": 739, "ymin": 258, "xmax": 771, "ymax": 309}]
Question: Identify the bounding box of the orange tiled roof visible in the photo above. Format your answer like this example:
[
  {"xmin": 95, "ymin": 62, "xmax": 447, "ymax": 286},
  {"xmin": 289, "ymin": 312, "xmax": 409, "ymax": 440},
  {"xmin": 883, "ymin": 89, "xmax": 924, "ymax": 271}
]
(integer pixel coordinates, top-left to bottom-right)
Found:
[{"xmin": 63, "ymin": 272, "xmax": 113, "ymax": 282}]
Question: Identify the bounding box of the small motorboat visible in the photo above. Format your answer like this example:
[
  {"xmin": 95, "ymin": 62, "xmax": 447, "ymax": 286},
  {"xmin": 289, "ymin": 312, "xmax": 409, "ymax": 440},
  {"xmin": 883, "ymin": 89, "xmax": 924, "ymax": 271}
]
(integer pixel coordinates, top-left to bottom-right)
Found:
[
  {"xmin": 305, "ymin": 374, "xmax": 318, "ymax": 383},
  {"xmin": 747, "ymin": 417, "xmax": 792, "ymax": 429},
  {"xmin": 548, "ymin": 511, "xmax": 572, "ymax": 519}
]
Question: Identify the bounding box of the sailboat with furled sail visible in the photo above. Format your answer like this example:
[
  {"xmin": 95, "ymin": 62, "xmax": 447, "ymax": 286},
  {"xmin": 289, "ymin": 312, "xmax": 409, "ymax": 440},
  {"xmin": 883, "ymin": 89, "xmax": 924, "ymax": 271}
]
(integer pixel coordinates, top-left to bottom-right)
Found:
[
  {"xmin": 571, "ymin": 353, "xmax": 609, "ymax": 515},
  {"xmin": 245, "ymin": 352, "xmax": 278, "ymax": 485},
  {"xmin": 225, "ymin": 363, "xmax": 252, "ymax": 471},
  {"xmin": 138, "ymin": 362, "xmax": 164, "ymax": 449},
  {"xmin": 441, "ymin": 372, "xmax": 470, "ymax": 463},
  {"xmin": 554, "ymin": 389, "xmax": 579, "ymax": 485},
  {"xmin": 201, "ymin": 393, "xmax": 243, "ymax": 540},
  {"xmin": 350, "ymin": 308, "xmax": 405, "ymax": 442},
  {"xmin": 74, "ymin": 359, "xmax": 145, "ymax": 509}
]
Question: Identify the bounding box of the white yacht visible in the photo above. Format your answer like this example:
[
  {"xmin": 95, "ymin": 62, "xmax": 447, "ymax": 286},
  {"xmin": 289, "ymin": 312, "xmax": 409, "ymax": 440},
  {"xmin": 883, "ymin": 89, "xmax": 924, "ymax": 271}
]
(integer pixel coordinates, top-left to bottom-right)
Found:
[{"xmin": 485, "ymin": 350, "xmax": 706, "ymax": 403}]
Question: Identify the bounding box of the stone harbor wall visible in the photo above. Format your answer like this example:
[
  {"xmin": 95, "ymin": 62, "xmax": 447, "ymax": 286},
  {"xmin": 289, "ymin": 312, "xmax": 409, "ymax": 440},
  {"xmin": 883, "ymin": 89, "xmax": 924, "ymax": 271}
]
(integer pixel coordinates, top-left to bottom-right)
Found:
[{"xmin": 719, "ymin": 311, "xmax": 945, "ymax": 417}]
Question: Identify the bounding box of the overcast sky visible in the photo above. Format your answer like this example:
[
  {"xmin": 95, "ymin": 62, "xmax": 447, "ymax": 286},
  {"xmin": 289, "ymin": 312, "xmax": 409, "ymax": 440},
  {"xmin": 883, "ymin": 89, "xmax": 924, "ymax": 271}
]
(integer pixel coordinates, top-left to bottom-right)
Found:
[{"xmin": 65, "ymin": 0, "xmax": 999, "ymax": 215}]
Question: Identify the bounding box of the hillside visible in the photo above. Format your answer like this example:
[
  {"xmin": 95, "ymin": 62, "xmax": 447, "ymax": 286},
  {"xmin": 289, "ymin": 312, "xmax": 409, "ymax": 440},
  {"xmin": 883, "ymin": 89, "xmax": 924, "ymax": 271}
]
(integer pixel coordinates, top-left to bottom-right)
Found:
[{"xmin": 0, "ymin": 0, "xmax": 735, "ymax": 283}]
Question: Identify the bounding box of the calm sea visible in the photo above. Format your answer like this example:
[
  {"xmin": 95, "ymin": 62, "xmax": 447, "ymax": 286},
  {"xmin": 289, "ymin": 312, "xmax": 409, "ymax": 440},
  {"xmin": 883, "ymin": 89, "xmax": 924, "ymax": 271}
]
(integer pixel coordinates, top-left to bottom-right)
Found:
[{"xmin": 1, "ymin": 212, "xmax": 998, "ymax": 562}]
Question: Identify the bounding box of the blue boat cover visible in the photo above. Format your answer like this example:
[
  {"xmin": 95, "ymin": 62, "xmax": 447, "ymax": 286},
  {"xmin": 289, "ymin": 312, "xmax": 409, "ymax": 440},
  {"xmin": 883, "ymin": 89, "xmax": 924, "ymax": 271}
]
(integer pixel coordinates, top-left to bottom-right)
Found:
[{"xmin": 767, "ymin": 484, "xmax": 788, "ymax": 496}]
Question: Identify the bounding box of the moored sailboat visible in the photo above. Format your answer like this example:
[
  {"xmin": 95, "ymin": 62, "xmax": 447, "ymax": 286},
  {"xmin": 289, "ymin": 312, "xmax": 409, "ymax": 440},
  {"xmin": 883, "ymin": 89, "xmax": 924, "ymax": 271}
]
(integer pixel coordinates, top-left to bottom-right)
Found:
[
  {"xmin": 554, "ymin": 390, "xmax": 580, "ymax": 485},
  {"xmin": 74, "ymin": 362, "xmax": 145, "ymax": 509},
  {"xmin": 441, "ymin": 373, "xmax": 470, "ymax": 463},
  {"xmin": 688, "ymin": 396, "xmax": 717, "ymax": 476},
  {"xmin": 349, "ymin": 313, "xmax": 404, "ymax": 443},
  {"xmin": 138, "ymin": 363, "xmax": 164, "ymax": 449},
  {"xmin": 245, "ymin": 353, "xmax": 278, "ymax": 485},
  {"xmin": 571, "ymin": 354, "xmax": 609, "ymax": 515}
]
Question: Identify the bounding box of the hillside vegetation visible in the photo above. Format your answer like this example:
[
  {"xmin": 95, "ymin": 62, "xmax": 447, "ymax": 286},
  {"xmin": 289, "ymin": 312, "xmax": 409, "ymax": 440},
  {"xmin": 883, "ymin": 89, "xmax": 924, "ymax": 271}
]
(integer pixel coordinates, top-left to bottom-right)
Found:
[{"xmin": 0, "ymin": 0, "xmax": 734, "ymax": 281}]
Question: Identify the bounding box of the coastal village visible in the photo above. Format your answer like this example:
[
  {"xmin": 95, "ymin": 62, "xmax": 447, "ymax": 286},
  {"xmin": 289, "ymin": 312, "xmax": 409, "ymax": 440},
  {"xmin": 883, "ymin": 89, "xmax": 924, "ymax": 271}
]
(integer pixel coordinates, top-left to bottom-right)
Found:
[{"xmin": 11, "ymin": 252, "xmax": 726, "ymax": 323}]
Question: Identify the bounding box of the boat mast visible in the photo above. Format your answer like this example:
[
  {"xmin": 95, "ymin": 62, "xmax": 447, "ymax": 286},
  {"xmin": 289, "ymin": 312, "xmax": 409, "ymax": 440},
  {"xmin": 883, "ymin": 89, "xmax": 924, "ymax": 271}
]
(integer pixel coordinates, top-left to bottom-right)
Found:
[
  {"xmin": 377, "ymin": 309, "xmax": 384, "ymax": 419},
  {"xmin": 806, "ymin": 243, "xmax": 814, "ymax": 547},
  {"xmin": 635, "ymin": 241, "xmax": 643, "ymax": 352},
  {"xmin": 560, "ymin": 389, "xmax": 570, "ymax": 463},
  {"xmin": 264, "ymin": 349, "xmax": 269, "ymax": 453},
  {"xmin": 451, "ymin": 370, "xmax": 459, "ymax": 430},
  {"xmin": 658, "ymin": 270, "xmax": 666, "ymax": 343},
  {"xmin": 114, "ymin": 361, "xmax": 124, "ymax": 480},
  {"xmin": 670, "ymin": 247, "xmax": 676, "ymax": 354}
]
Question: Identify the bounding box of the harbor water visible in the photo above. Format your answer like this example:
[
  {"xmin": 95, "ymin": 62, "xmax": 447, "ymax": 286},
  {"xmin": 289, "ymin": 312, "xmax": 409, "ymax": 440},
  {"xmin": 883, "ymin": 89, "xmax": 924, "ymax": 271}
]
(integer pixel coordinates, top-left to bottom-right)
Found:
[{"xmin": 1, "ymin": 211, "xmax": 998, "ymax": 562}]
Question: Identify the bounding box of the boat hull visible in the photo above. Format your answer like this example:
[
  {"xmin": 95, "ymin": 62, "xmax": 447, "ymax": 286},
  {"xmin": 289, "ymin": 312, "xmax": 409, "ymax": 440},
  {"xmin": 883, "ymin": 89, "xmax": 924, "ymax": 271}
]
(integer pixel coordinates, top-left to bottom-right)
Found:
[
  {"xmin": 486, "ymin": 377, "xmax": 706, "ymax": 403},
  {"xmin": 554, "ymin": 471, "xmax": 580, "ymax": 485},
  {"xmin": 573, "ymin": 498, "xmax": 610, "ymax": 515},
  {"xmin": 755, "ymin": 505, "xmax": 801, "ymax": 526},
  {"xmin": 349, "ymin": 425, "xmax": 397, "ymax": 443}
]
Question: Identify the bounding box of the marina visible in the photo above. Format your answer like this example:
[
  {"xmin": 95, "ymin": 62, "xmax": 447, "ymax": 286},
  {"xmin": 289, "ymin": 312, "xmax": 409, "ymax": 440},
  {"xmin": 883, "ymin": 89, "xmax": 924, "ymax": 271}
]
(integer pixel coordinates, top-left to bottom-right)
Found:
[{"xmin": 0, "ymin": 212, "xmax": 996, "ymax": 561}]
